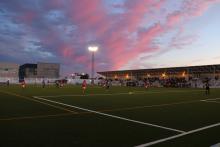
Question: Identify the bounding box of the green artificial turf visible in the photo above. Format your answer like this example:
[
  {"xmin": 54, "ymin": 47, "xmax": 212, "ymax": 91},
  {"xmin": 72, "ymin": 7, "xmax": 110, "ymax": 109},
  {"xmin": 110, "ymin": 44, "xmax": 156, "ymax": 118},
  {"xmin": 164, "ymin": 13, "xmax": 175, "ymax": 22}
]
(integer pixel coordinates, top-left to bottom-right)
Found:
[{"xmin": 0, "ymin": 85, "xmax": 220, "ymax": 147}]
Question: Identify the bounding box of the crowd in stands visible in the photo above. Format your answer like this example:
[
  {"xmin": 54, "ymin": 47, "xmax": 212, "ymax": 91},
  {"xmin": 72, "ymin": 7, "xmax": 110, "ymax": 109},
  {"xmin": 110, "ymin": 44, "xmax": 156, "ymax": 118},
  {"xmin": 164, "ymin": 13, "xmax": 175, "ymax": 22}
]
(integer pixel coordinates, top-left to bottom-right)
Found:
[
  {"xmin": 101, "ymin": 76, "xmax": 220, "ymax": 88},
  {"xmin": 159, "ymin": 78, "xmax": 189, "ymax": 88}
]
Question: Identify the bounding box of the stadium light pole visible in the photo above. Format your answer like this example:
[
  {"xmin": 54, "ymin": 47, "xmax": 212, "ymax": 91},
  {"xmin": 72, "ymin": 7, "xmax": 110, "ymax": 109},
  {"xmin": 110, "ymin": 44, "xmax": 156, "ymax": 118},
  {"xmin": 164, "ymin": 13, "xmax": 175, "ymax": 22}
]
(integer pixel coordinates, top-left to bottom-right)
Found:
[{"xmin": 88, "ymin": 46, "xmax": 98, "ymax": 85}]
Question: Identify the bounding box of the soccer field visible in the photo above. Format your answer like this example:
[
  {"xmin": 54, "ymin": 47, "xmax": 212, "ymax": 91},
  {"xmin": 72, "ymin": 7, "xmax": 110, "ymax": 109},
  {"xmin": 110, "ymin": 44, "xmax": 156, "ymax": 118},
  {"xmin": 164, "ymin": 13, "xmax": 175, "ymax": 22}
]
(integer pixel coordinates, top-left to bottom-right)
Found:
[{"xmin": 1, "ymin": 85, "xmax": 220, "ymax": 147}]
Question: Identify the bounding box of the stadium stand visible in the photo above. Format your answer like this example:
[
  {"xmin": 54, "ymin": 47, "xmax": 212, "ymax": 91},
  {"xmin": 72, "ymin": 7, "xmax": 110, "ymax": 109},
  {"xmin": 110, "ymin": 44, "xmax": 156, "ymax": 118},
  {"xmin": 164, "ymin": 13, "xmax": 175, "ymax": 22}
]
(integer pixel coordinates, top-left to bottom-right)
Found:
[{"xmin": 97, "ymin": 64, "xmax": 220, "ymax": 88}]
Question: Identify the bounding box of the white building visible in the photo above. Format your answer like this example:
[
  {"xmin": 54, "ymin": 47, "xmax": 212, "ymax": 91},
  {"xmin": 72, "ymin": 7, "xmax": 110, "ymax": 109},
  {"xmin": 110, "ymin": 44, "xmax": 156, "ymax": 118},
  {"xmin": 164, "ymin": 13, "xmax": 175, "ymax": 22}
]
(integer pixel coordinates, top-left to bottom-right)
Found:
[{"xmin": 0, "ymin": 62, "xmax": 19, "ymax": 83}]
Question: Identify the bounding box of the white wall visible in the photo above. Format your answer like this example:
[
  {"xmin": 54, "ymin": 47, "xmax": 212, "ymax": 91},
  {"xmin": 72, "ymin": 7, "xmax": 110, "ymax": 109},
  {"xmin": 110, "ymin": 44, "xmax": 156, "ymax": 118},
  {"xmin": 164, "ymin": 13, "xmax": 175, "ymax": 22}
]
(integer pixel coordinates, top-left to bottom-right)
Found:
[{"xmin": 0, "ymin": 77, "xmax": 19, "ymax": 84}]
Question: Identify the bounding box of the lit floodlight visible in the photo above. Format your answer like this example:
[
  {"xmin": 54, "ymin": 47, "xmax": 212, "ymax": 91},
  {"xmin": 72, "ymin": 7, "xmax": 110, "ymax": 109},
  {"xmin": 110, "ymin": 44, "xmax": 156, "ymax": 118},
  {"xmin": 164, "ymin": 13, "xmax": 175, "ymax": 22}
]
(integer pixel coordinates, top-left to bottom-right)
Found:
[
  {"xmin": 88, "ymin": 45, "xmax": 99, "ymax": 85},
  {"xmin": 88, "ymin": 46, "xmax": 98, "ymax": 52}
]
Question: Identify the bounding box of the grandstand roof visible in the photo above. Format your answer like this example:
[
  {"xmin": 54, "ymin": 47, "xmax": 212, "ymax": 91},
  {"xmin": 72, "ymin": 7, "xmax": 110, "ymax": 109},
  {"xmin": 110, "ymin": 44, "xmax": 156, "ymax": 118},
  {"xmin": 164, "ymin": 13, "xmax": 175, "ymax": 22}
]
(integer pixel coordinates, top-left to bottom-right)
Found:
[
  {"xmin": 20, "ymin": 63, "xmax": 37, "ymax": 68},
  {"xmin": 98, "ymin": 64, "xmax": 220, "ymax": 76}
]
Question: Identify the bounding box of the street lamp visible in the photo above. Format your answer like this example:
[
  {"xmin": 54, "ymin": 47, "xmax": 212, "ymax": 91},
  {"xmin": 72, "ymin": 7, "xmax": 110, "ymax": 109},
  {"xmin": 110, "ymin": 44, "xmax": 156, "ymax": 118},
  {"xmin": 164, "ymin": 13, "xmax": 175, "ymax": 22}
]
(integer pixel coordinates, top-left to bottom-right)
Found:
[{"xmin": 88, "ymin": 46, "xmax": 98, "ymax": 85}]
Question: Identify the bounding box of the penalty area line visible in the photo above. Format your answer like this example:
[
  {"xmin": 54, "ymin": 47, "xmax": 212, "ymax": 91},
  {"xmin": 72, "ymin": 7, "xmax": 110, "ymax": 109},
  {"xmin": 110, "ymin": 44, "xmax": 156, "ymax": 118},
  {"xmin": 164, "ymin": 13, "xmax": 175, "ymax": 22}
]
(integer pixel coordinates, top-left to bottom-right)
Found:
[
  {"xmin": 32, "ymin": 96, "xmax": 185, "ymax": 133},
  {"xmin": 135, "ymin": 122, "xmax": 220, "ymax": 147}
]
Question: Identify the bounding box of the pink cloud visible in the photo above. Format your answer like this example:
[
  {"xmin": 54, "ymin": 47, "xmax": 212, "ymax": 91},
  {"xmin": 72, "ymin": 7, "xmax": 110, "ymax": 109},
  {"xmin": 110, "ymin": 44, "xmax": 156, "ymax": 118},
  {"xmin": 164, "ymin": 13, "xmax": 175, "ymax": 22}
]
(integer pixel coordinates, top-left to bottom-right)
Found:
[
  {"xmin": 75, "ymin": 55, "xmax": 88, "ymax": 63},
  {"xmin": 46, "ymin": 0, "xmax": 220, "ymax": 72},
  {"xmin": 62, "ymin": 47, "xmax": 73, "ymax": 57},
  {"xmin": 7, "ymin": 0, "xmax": 220, "ymax": 74},
  {"xmin": 101, "ymin": 0, "xmax": 166, "ymax": 69},
  {"xmin": 110, "ymin": 0, "xmax": 220, "ymax": 70},
  {"xmin": 183, "ymin": 0, "xmax": 220, "ymax": 17},
  {"xmin": 18, "ymin": 11, "xmax": 37, "ymax": 23},
  {"xmin": 166, "ymin": 11, "xmax": 183, "ymax": 27}
]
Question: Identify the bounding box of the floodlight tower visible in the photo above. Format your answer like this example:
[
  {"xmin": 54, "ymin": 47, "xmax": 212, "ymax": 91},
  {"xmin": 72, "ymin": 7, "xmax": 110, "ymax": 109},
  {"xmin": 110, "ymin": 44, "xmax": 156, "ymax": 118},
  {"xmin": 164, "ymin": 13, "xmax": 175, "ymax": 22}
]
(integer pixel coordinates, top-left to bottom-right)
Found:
[{"xmin": 88, "ymin": 46, "xmax": 98, "ymax": 85}]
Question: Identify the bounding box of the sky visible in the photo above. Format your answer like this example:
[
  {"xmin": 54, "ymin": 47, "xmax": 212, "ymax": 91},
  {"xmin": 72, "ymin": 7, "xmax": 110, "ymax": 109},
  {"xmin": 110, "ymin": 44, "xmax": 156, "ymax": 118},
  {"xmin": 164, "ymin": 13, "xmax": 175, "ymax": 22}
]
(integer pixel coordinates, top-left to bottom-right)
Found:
[{"xmin": 0, "ymin": 0, "xmax": 220, "ymax": 76}]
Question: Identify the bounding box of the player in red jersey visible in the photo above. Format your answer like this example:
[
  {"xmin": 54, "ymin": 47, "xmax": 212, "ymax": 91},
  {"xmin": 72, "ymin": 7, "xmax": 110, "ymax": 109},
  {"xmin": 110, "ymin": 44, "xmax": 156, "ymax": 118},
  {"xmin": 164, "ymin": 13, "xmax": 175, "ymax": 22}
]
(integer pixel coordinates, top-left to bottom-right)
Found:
[
  {"xmin": 21, "ymin": 80, "xmax": 26, "ymax": 89},
  {"xmin": 82, "ymin": 80, "xmax": 87, "ymax": 94},
  {"xmin": 144, "ymin": 81, "xmax": 148, "ymax": 89}
]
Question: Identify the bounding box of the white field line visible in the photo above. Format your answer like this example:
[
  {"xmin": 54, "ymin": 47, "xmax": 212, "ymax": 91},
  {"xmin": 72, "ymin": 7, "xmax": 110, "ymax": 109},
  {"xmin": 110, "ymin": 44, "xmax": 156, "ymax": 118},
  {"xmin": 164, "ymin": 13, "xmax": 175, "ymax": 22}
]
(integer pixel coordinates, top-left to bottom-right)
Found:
[
  {"xmin": 0, "ymin": 90, "xmax": 78, "ymax": 114},
  {"xmin": 102, "ymin": 100, "xmax": 200, "ymax": 112},
  {"xmin": 201, "ymin": 97, "xmax": 220, "ymax": 101},
  {"xmin": 135, "ymin": 122, "xmax": 220, "ymax": 147},
  {"xmin": 31, "ymin": 96, "xmax": 219, "ymax": 115},
  {"xmin": 38, "ymin": 90, "xmax": 203, "ymax": 98},
  {"xmin": 200, "ymin": 97, "xmax": 220, "ymax": 104},
  {"xmin": 133, "ymin": 90, "xmax": 203, "ymax": 93},
  {"xmin": 201, "ymin": 100, "xmax": 220, "ymax": 104},
  {"xmin": 33, "ymin": 96, "xmax": 185, "ymax": 133}
]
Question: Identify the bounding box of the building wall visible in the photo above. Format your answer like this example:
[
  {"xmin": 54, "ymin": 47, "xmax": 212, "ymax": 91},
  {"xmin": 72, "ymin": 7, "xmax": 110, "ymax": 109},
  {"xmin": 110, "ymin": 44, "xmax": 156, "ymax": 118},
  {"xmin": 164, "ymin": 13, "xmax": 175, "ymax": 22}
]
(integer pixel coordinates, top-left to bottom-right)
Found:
[
  {"xmin": 19, "ymin": 64, "xmax": 37, "ymax": 79},
  {"xmin": 0, "ymin": 63, "xmax": 19, "ymax": 78},
  {"xmin": 24, "ymin": 68, "xmax": 37, "ymax": 78},
  {"xmin": 37, "ymin": 62, "xmax": 60, "ymax": 78}
]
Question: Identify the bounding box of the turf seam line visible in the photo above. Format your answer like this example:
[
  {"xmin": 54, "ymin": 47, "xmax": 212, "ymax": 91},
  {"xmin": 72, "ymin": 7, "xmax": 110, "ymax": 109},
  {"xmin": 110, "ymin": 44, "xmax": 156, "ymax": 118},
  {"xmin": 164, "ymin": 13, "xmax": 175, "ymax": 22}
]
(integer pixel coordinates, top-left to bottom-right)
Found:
[
  {"xmin": 0, "ymin": 91, "xmax": 78, "ymax": 114},
  {"xmin": 0, "ymin": 113, "xmax": 73, "ymax": 121},
  {"xmin": 4, "ymin": 99, "xmax": 200, "ymax": 121},
  {"xmin": 98, "ymin": 100, "xmax": 200, "ymax": 112},
  {"xmin": 33, "ymin": 96, "xmax": 185, "ymax": 133},
  {"xmin": 135, "ymin": 122, "xmax": 220, "ymax": 147}
]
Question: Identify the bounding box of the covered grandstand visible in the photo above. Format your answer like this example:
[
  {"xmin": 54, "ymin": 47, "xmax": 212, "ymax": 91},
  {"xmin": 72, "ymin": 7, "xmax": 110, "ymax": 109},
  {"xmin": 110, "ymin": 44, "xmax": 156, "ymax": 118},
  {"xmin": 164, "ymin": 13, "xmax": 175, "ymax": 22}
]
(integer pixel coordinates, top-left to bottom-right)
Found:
[{"xmin": 98, "ymin": 64, "xmax": 220, "ymax": 88}]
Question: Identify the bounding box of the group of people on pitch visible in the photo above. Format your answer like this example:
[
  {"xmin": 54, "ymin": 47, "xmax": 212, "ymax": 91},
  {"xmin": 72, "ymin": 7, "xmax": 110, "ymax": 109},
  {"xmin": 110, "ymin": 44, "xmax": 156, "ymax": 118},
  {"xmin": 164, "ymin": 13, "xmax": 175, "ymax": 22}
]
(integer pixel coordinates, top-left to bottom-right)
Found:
[
  {"xmin": 18, "ymin": 79, "xmax": 211, "ymax": 95},
  {"xmin": 81, "ymin": 80, "xmax": 111, "ymax": 94}
]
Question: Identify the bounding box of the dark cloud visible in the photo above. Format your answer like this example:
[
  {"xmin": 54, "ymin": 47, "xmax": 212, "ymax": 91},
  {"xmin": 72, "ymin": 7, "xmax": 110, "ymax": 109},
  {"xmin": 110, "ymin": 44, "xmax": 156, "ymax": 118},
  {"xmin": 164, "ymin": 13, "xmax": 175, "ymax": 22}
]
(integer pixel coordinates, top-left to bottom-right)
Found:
[{"xmin": 0, "ymin": 0, "xmax": 219, "ymax": 75}]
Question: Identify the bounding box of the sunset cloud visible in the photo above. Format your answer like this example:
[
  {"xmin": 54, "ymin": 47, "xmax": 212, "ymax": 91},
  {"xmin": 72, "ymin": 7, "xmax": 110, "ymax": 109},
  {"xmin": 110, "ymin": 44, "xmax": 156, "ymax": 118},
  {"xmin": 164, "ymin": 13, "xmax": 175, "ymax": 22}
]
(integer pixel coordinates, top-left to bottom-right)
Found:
[{"xmin": 0, "ymin": 0, "xmax": 219, "ymax": 75}]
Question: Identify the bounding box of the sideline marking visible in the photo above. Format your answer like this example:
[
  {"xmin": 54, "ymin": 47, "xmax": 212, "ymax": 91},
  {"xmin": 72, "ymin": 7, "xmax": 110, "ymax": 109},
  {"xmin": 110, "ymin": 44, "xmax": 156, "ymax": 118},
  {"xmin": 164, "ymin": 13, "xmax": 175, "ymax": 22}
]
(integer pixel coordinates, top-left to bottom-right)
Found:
[
  {"xmin": 38, "ymin": 90, "xmax": 203, "ymax": 98},
  {"xmin": 135, "ymin": 122, "xmax": 220, "ymax": 147},
  {"xmin": 201, "ymin": 97, "xmax": 220, "ymax": 101},
  {"xmin": 0, "ymin": 91, "xmax": 78, "ymax": 114},
  {"xmin": 201, "ymin": 100, "xmax": 220, "ymax": 104},
  {"xmin": 200, "ymin": 98, "xmax": 220, "ymax": 105},
  {"xmin": 33, "ymin": 96, "xmax": 185, "ymax": 133}
]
